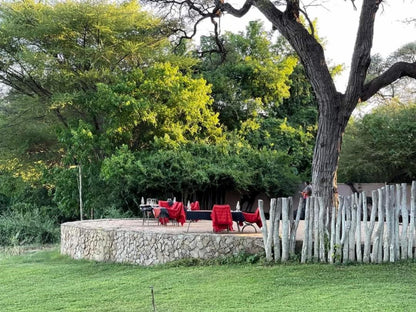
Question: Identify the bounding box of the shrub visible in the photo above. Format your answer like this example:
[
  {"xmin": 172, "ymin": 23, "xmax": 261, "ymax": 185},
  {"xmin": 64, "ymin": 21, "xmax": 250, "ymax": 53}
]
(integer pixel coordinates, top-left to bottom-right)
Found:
[{"xmin": 0, "ymin": 207, "xmax": 60, "ymax": 246}]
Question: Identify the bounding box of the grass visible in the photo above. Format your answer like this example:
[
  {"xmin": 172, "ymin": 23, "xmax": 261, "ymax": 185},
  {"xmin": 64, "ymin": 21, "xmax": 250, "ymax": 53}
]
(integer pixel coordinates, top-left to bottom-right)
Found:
[{"xmin": 1, "ymin": 247, "xmax": 416, "ymax": 312}]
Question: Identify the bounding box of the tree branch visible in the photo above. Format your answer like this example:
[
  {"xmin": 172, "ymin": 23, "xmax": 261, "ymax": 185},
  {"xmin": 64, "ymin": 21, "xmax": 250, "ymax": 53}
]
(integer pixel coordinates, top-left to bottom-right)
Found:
[
  {"xmin": 220, "ymin": 0, "xmax": 254, "ymax": 17},
  {"xmin": 361, "ymin": 61, "xmax": 416, "ymax": 101},
  {"xmin": 345, "ymin": 0, "xmax": 382, "ymax": 108}
]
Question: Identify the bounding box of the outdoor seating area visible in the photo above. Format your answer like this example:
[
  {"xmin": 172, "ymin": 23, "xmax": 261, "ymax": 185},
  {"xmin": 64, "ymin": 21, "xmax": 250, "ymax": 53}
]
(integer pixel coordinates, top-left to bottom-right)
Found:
[{"xmin": 139, "ymin": 198, "xmax": 263, "ymax": 233}]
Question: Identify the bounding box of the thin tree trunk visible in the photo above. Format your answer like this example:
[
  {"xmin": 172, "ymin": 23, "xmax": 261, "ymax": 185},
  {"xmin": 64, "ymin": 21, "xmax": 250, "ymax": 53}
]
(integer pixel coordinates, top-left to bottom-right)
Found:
[
  {"xmin": 394, "ymin": 184, "xmax": 401, "ymax": 260},
  {"xmin": 349, "ymin": 195, "xmax": 357, "ymax": 262},
  {"xmin": 301, "ymin": 197, "xmax": 311, "ymax": 263},
  {"xmin": 318, "ymin": 197, "xmax": 326, "ymax": 262},
  {"xmin": 401, "ymin": 183, "xmax": 409, "ymax": 259},
  {"xmin": 258, "ymin": 199, "xmax": 272, "ymax": 261},
  {"xmin": 313, "ymin": 197, "xmax": 319, "ymax": 262},
  {"xmin": 329, "ymin": 202, "xmax": 336, "ymax": 263},
  {"xmin": 273, "ymin": 199, "xmax": 282, "ymax": 262},
  {"xmin": 408, "ymin": 181, "xmax": 416, "ymax": 259},
  {"xmin": 364, "ymin": 190, "xmax": 377, "ymax": 263},
  {"xmin": 384, "ymin": 185, "xmax": 392, "ymax": 262},
  {"xmin": 281, "ymin": 198, "xmax": 290, "ymax": 262},
  {"xmin": 355, "ymin": 193, "xmax": 362, "ymax": 263},
  {"xmin": 290, "ymin": 197, "xmax": 302, "ymax": 255}
]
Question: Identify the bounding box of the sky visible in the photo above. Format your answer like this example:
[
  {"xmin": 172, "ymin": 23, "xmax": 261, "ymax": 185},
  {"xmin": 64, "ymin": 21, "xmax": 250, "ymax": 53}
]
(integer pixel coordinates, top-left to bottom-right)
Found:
[{"xmin": 198, "ymin": 0, "xmax": 416, "ymax": 92}]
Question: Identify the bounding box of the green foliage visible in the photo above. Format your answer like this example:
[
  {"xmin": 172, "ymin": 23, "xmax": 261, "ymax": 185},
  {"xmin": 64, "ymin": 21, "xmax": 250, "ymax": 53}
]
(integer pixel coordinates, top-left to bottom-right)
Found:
[
  {"xmin": 339, "ymin": 101, "xmax": 416, "ymax": 183},
  {"xmin": 0, "ymin": 207, "xmax": 59, "ymax": 246},
  {"xmin": 100, "ymin": 142, "xmax": 302, "ymax": 211},
  {"xmin": 90, "ymin": 63, "xmax": 223, "ymax": 150},
  {"xmin": 198, "ymin": 21, "xmax": 297, "ymax": 131}
]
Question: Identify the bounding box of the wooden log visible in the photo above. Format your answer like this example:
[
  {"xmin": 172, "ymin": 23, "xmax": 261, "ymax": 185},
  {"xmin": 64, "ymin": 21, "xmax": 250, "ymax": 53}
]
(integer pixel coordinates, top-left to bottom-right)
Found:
[
  {"xmin": 409, "ymin": 181, "xmax": 416, "ymax": 259},
  {"xmin": 281, "ymin": 198, "xmax": 290, "ymax": 262},
  {"xmin": 341, "ymin": 196, "xmax": 349, "ymax": 263},
  {"xmin": 301, "ymin": 197, "xmax": 311, "ymax": 263},
  {"xmin": 384, "ymin": 185, "xmax": 392, "ymax": 262},
  {"xmin": 400, "ymin": 183, "xmax": 409, "ymax": 260},
  {"xmin": 313, "ymin": 197, "xmax": 319, "ymax": 261},
  {"xmin": 273, "ymin": 198, "xmax": 282, "ymax": 262},
  {"xmin": 318, "ymin": 197, "xmax": 326, "ymax": 262},
  {"xmin": 364, "ymin": 190, "xmax": 377, "ymax": 263},
  {"xmin": 329, "ymin": 201, "xmax": 336, "ymax": 263},
  {"xmin": 356, "ymin": 192, "xmax": 362, "ymax": 263},
  {"xmin": 372, "ymin": 188, "xmax": 384, "ymax": 263},
  {"xmin": 349, "ymin": 195, "xmax": 357, "ymax": 262},
  {"xmin": 259, "ymin": 199, "xmax": 272, "ymax": 261},
  {"xmin": 290, "ymin": 197, "xmax": 302, "ymax": 255},
  {"xmin": 335, "ymin": 196, "xmax": 343, "ymax": 263},
  {"xmin": 307, "ymin": 197, "xmax": 314, "ymax": 261},
  {"xmin": 393, "ymin": 184, "xmax": 400, "ymax": 261}
]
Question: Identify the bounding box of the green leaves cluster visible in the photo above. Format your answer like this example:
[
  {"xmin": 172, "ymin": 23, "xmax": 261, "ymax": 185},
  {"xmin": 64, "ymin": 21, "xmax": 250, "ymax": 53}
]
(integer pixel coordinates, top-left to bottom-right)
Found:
[{"xmin": 339, "ymin": 101, "xmax": 416, "ymax": 183}]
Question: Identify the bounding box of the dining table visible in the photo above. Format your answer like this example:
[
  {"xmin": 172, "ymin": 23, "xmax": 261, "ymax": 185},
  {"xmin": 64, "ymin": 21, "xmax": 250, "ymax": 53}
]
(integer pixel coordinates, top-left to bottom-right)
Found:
[{"xmin": 185, "ymin": 210, "xmax": 246, "ymax": 232}]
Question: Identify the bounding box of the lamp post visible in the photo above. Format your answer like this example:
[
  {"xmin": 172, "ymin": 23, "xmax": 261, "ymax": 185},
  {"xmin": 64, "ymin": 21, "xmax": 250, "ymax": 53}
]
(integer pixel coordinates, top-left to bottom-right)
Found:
[{"xmin": 70, "ymin": 164, "xmax": 83, "ymax": 221}]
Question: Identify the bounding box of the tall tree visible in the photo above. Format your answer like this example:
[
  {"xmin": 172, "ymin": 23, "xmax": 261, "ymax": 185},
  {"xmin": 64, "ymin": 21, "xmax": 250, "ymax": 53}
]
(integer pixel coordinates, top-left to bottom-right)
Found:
[
  {"xmin": 147, "ymin": 0, "xmax": 416, "ymax": 210},
  {"xmin": 198, "ymin": 20, "xmax": 297, "ymax": 131}
]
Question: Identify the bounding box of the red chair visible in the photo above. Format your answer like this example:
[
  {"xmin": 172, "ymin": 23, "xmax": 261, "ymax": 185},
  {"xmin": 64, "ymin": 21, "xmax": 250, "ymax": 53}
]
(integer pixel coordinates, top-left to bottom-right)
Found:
[
  {"xmin": 242, "ymin": 208, "xmax": 262, "ymax": 232},
  {"xmin": 190, "ymin": 201, "xmax": 200, "ymax": 211},
  {"xmin": 166, "ymin": 201, "xmax": 186, "ymax": 226},
  {"xmin": 211, "ymin": 204, "xmax": 233, "ymax": 232}
]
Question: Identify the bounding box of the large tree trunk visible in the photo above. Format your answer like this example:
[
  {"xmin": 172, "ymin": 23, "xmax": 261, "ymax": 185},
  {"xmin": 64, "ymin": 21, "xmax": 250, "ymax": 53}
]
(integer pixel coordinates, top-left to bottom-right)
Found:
[{"xmin": 312, "ymin": 95, "xmax": 349, "ymax": 211}]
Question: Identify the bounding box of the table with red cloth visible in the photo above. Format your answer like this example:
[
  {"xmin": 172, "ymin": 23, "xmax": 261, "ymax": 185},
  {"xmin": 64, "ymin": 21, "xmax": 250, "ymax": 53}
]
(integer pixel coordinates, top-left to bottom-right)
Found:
[
  {"xmin": 155, "ymin": 201, "xmax": 186, "ymax": 226},
  {"xmin": 185, "ymin": 210, "xmax": 248, "ymax": 232}
]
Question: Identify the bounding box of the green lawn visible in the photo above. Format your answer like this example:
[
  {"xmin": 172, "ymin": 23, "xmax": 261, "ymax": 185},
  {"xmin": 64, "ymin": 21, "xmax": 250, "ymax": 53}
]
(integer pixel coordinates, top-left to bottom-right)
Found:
[{"xmin": 1, "ymin": 247, "xmax": 416, "ymax": 312}]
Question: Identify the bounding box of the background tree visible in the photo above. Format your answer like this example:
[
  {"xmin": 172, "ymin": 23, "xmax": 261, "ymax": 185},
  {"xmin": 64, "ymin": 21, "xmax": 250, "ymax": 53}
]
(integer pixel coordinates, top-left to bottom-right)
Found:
[
  {"xmin": 197, "ymin": 21, "xmax": 297, "ymax": 131},
  {"xmin": 339, "ymin": 100, "xmax": 416, "ymax": 183},
  {"xmin": 147, "ymin": 0, "xmax": 416, "ymax": 211}
]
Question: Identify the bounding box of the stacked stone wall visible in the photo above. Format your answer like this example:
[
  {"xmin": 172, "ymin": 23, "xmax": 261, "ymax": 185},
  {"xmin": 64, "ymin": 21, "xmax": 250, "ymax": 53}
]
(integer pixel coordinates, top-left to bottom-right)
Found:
[{"xmin": 61, "ymin": 220, "xmax": 263, "ymax": 265}]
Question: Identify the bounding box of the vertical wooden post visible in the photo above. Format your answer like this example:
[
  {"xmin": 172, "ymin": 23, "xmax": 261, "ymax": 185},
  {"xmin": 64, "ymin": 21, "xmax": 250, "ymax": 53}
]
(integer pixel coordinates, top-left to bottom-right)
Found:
[
  {"xmin": 401, "ymin": 183, "xmax": 409, "ymax": 259},
  {"xmin": 329, "ymin": 201, "xmax": 336, "ymax": 263},
  {"xmin": 384, "ymin": 185, "xmax": 392, "ymax": 262},
  {"xmin": 290, "ymin": 197, "xmax": 302, "ymax": 255},
  {"xmin": 349, "ymin": 195, "xmax": 357, "ymax": 262},
  {"xmin": 268, "ymin": 198, "xmax": 277, "ymax": 261},
  {"xmin": 313, "ymin": 197, "xmax": 319, "ymax": 262},
  {"xmin": 408, "ymin": 181, "xmax": 416, "ymax": 259},
  {"xmin": 307, "ymin": 197, "xmax": 314, "ymax": 260},
  {"xmin": 335, "ymin": 196, "xmax": 343, "ymax": 263},
  {"xmin": 273, "ymin": 199, "xmax": 282, "ymax": 262},
  {"xmin": 318, "ymin": 197, "xmax": 326, "ymax": 262},
  {"xmin": 78, "ymin": 164, "xmax": 83, "ymax": 221},
  {"xmin": 301, "ymin": 197, "xmax": 311, "ymax": 263},
  {"xmin": 281, "ymin": 198, "xmax": 290, "ymax": 262},
  {"xmin": 373, "ymin": 188, "xmax": 384, "ymax": 263},
  {"xmin": 364, "ymin": 190, "xmax": 377, "ymax": 263},
  {"xmin": 355, "ymin": 193, "xmax": 362, "ymax": 263},
  {"xmin": 259, "ymin": 199, "xmax": 272, "ymax": 261}
]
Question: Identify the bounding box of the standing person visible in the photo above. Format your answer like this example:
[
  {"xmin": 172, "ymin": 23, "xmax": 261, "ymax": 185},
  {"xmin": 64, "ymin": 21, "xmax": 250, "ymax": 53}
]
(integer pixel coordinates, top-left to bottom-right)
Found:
[
  {"xmin": 301, "ymin": 181, "xmax": 312, "ymax": 199},
  {"xmin": 300, "ymin": 181, "xmax": 312, "ymax": 219}
]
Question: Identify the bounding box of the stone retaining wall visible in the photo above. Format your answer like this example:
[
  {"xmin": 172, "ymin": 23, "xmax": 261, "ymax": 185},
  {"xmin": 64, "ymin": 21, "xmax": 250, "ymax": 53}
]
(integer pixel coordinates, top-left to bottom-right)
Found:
[{"xmin": 61, "ymin": 219, "xmax": 264, "ymax": 265}]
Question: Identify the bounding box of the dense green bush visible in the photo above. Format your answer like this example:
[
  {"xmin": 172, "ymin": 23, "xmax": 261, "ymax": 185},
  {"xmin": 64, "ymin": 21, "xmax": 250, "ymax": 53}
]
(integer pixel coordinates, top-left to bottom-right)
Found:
[{"xmin": 0, "ymin": 206, "xmax": 60, "ymax": 246}]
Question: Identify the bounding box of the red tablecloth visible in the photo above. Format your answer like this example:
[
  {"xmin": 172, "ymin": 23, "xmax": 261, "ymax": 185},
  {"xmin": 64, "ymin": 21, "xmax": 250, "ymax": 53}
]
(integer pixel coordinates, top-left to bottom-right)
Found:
[{"xmin": 211, "ymin": 204, "xmax": 233, "ymax": 232}]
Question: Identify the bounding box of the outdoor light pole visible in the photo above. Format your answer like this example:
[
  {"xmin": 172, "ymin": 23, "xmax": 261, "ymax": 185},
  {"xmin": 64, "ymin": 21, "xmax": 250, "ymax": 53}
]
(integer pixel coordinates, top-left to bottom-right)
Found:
[
  {"xmin": 70, "ymin": 164, "xmax": 83, "ymax": 220},
  {"xmin": 78, "ymin": 164, "xmax": 83, "ymax": 221}
]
